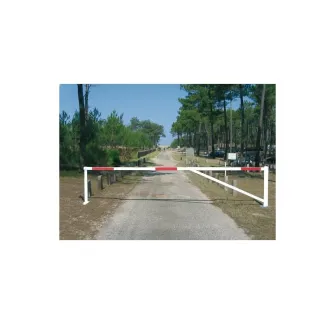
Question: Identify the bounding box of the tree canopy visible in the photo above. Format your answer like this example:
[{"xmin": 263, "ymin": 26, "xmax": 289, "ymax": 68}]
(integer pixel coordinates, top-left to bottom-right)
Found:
[
  {"xmin": 170, "ymin": 84, "xmax": 276, "ymax": 163},
  {"xmin": 60, "ymin": 85, "xmax": 166, "ymax": 169}
]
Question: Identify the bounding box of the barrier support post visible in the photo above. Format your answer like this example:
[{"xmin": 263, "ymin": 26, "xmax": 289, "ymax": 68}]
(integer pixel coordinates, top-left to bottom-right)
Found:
[
  {"xmin": 263, "ymin": 166, "xmax": 268, "ymax": 207},
  {"xmin": 83, "ymin": 167, "xmax": 89, "ymax": 205}
]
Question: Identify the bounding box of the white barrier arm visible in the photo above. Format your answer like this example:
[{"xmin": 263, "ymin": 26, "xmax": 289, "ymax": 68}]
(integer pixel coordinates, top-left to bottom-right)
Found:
[
  {"xmin": 263, "ymin": 166, "xmax": 269, "ymax": 207},
  {"xmin": 190, "ymin": 169, "xmax": 264, "ymax": 204},
  {"xmin": 81, "ymin": 166, "xmax": 268, "ymax": 207},
  {"xmin": 83, "ymin": 167, "xmax": 89, "ymax": 205},
  {"xmin": 177, "ymin": 167, "xmax": 261, "ymax": 171}
]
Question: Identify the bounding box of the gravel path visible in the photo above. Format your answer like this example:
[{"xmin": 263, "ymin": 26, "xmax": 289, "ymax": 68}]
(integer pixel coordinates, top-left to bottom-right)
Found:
[{"xmin": 95, "ymin": 151, "xmax": 249, "ymax": 240}]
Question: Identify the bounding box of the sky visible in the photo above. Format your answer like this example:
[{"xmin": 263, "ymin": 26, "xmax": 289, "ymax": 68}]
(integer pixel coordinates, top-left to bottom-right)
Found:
[{"xmin": 59, "ymin": 84, "xmax": 241, "ymax": 145}]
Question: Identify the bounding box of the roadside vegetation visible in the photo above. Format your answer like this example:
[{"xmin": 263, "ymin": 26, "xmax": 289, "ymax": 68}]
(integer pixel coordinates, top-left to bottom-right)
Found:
[
  {"xmin": 172, "ymin": 151, "xmax": 224, "ymax": 167},
  {"xmin": 186, "ymin": 171, "xmax": 276, "ymax": 240},
  {"xmin": 60, "ymin": 84, "xmax": 165, "ymax": 171},
  {"xmin": 59, "ymin": 173, "xmax": 143, "ymax": 240},
  {"xmin": 170, "ymin": 84, "xmax": 276, "ymax": 166},
  {"xmin": 59, "ymin": 84, "xmax": 166, "ymax": 239},
  {"xmin": 171, "ymin": 147, "xmax": 276, "ymax": 240}
]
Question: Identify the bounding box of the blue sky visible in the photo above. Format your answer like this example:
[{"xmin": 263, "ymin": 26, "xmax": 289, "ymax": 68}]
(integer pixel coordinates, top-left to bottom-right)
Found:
[{"xmin": 59, "ymin": 84, "xmax": 241, "ymax": 145}]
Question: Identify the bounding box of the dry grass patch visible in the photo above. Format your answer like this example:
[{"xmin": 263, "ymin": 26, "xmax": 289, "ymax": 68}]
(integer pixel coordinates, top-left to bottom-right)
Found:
[
  {"xmin": 172, "ymin": 151, "xmax": 276, "ymax": 239},
  {"xmin": 171, "ymin": 152, "xmax": 224, "ymax": 167},
  {"xmin": 59, "ymin": 173, "xmax": 142, "ymax": 240},
  {"xmin": 60, "ymin": 152, "xmax": 159, "ymax": 240},
  {"xmin": 186, "ymin": 171, "xmax": 276, "ymax": 239},
  {"xmin": 143, "ymin": 150, "xmax": 160, "ymax": 160},
  {"xmin": 172, "ymin": 153, "xmax": 276, "ymax": 240}
]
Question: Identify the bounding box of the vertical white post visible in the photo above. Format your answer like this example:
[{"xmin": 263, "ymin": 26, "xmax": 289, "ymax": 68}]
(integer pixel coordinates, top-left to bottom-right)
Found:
[
  {"xmin": 225, "ymin": 162, "xmax": 227, "ymax": 178},
  {"xmin": 263, "ymin": 166, "xmax": 269, "ymax": 207},
  {"xmin": 83, "ymin": 167, "xmax": 89, "ymax": 205}
]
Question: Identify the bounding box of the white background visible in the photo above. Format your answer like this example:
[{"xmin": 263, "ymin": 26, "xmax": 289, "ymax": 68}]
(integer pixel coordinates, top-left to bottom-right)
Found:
[{"xmin": 0, "ymin": 0, "xmax": 334, "ymax": 324}]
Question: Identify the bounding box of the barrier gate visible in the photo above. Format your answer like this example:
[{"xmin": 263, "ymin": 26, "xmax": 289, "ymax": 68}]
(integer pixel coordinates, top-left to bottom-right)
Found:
[{"xmin": 83, "ymin": 166, "xmax": 269, "ymax": 207}]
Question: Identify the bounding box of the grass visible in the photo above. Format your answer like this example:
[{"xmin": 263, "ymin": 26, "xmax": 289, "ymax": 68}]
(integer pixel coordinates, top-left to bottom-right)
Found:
[
  {"xmin": 192, "ymin": 155, "xmax": 225, "ymax": 167},
  {"xmin": 171, "ymin": 152, "xmax": 225, "ymax": 167},
  {"xmin": 127, "ymin": 149, "xmax": 159, "ymax": 163},
  {"xmin": 142, "ymin": 161, "xmax": 156, "ymax": 167},
  {"xmin": 186, "ymin": 171, "xmax": 276, "ymax": 240},
  {"xmin": 128, "ymin": 150, "xmax": 140, "ymax": 162},
  {"xmin": 171, "ymin": 152, "xmax": 185, "ymax": 164},
  {"xmin": 60, "ymin": 170, "xmax": 82, "ymax": 178},
  {"xmin": 171, "ymin": 150, "xmax": 276, "ymax": 240},
  {"xmin": 60, "ymin": 150, "xmax": 159, "ymax": 240},
  {"xmin": 60, "ymin": 172, "xmax": 142, "ymax": 240},
  {"xmin": 142, "ymin": 150, "xmax": 160, "ymax": 160}
]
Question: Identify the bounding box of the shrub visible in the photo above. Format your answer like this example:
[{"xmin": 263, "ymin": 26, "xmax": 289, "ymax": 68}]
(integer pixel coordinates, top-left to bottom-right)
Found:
[
  {"xmin": 85, "ymin": 142, "xmax": 108, "ymax": 166},
  {"xmin": 107, "ymin": 149, "xmax": 121, "ymax": 166}
]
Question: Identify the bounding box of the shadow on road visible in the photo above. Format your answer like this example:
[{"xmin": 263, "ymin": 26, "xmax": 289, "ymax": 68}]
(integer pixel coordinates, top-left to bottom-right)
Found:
[
  {"xmin": 88, "ymin": 196, "xmax": 261, "ymax": 205},
  {"xmin": 143, "ymin": 172, "xmax": 177, "ymax": 177}
]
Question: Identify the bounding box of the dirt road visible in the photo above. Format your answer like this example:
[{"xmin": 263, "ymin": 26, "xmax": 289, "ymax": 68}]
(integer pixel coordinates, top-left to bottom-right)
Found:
[{"xmin": 96, "ymin": 151, "xmax": 249, "ymax": 240}]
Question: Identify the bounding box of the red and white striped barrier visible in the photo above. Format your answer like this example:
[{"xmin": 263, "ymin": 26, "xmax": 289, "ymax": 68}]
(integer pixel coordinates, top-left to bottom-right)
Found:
[
  {"xmin": 83, "ymin": 166, "xmax": 269, "ymax": 208},
  {"xmin": 85, "ymin": 166, "xmax": 263, "ymax": 171}
]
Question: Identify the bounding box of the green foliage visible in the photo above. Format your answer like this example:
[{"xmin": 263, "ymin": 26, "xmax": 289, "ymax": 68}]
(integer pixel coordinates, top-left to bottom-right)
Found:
[
  {"xmin": 177, "ymin": 109, "xmax": 201, "ymax": 134},
  {"xmin": 171, "ymin": 84, "xmax": 276, "ymax": 156},
  {"xmin": 85, "ymin": 142, "xmax": 108, "ymax": 166},
  {"xmin": 59, "ymin": 110, "xmax": 80, "ymax": 169},
  {"xmin": 129, "ymin": 117, "xmax": 141, "ymax": 131},
  {"xmin": 170, "ymin": 139, "xmax": 179, "ymax": 148},
  {"xmin": 107, "ymin": 149, "xmax": 121, "ymax": 166},
  {"xmin": 60, "ymin": 107, "xmax": 166, "ymax": 169}
]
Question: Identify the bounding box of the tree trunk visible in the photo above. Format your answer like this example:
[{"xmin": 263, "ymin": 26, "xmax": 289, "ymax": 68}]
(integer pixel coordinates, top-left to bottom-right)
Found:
[
  {"xmin": 262, "ymin": 100, "xmax": 269, "ymax": 159},
  {"xmin": 206, "ymin": 87, "xmax": 215, "ymax": 158},
  {"xmin": 210, "ymin": 115, "xmax": 215, "ymax": 158},
  {"xmin": 204, "ymin": 123, "xmax": 210, "ymax": 152},
  {"xmin": 196, "ymin": 122, "xmax": 201, "ymax": 156},
  {"xmin": 84, "ymin": 84, "xmax": 89, "ymax": 122},
  {"xmin": 77, "ymin": 84, "xmax": 86, "ymax": 168},
  {"xmin": 234, "ymin": 124, "xmax": 237, "ymax": 152},
  {"xmin": 210, "ymin": 122, "xmax": 215, "ymax": 158},
  {"xmin": 263, "ymin": 116, "xmax": 269, "ymax": 161},
  {"xmin": 246, "ymin": 122, "xmax": 249, "ymax": 150},
  {"xmin": 265, "ymin": 128, "xmax": 270, "ymax": 159},
  {"xmin": 253, "ymin": 124, "xmax": 257, "ymax": 147},
  {"xmin": 255, "ymin": 85, "xmax": 266, "ymax": 167},
  {"xmin": 223, "ymin": 93, "xmax": 228, "ymax": 160},
  {"xmin": 228, "ymin": 126, "xmax": 230, "ymax": 149},
  {"xmin": 239, "ymin": 84, "xmax": 245, "ymax": 158}
]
